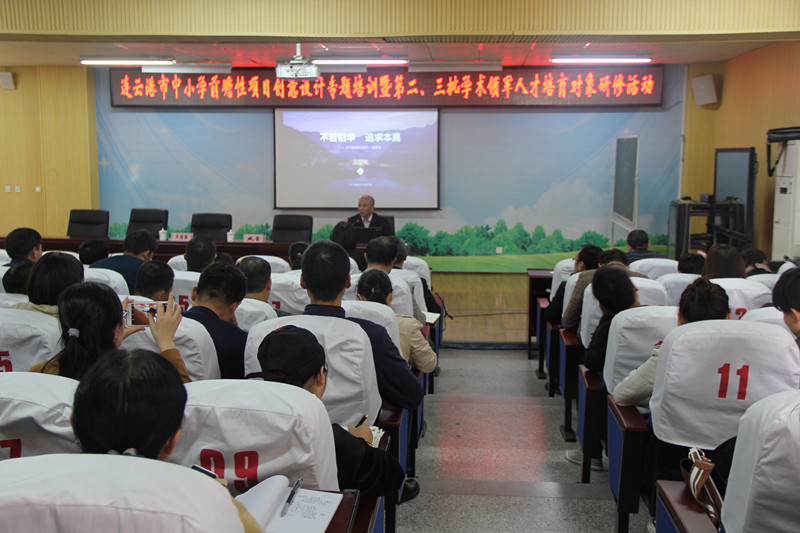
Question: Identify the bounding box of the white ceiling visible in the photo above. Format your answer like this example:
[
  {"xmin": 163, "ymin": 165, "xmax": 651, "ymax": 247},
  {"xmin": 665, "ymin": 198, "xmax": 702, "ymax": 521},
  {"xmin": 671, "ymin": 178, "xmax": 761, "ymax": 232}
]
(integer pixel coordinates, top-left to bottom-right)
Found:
[{"xmin": 0, "ymin": 39, "xmax": 777, "ymax": 68}]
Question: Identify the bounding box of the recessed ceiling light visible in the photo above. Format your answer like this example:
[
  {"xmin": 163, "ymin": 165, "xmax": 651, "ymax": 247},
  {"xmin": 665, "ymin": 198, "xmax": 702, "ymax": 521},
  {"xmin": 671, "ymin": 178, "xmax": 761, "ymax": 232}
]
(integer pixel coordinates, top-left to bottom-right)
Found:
[
  {"xmin": 550, "ymin": 55, "xmax": 651, "ymax": 65},
  {"xmin": 80, "ymin": 58, "xmax": 176, "ymax": 66},
  {"xmin": 311, "ymin": 58, "xmax": 408, "ymax": 66}
]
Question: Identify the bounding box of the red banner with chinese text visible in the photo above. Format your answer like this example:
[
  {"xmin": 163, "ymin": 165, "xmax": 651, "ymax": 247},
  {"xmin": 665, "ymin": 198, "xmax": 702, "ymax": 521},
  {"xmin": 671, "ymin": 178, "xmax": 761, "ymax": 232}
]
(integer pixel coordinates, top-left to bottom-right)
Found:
[{"xmin": 110, "ymin": 66, "xmax": 663, "ymax": 108}]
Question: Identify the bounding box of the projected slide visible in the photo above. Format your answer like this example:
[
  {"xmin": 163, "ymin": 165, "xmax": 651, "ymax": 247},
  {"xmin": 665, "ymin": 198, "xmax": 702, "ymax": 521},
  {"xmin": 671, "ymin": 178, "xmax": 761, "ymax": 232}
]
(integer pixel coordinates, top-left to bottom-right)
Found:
[{"xmin": 275, "ymin": 109, "xmax": 438, "ymax": 209}]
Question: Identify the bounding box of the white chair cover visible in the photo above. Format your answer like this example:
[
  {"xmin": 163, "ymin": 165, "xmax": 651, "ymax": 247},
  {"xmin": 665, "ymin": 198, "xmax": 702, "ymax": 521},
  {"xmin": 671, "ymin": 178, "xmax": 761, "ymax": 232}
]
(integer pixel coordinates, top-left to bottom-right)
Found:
[
  {"xmin": 0, "ymin": 249, "xmax": 10, "ymax": 264},
  {"xmin": 657, "ymin": 273, "xmax": 701, "ymax": 306},
  {"xmin": 168, "ymin": 254, "xmax": 188, "ymax": 271},
  {"xmin": 172, "ymin": 270, "xmax": 201, "ymax": 311},
  {"xmin": 0, "ymin": 266, "xmax": 8, "ymax": 293},
  {"xmin": 721, "ymin": 390, "xmax": 800, "ymax": 533},
  {"xmin": 0, "ymin": 454, "xmax": 245, "ymax": 533},
  {"xmin": 741, "ymin": 306, "xmax": 790, "ymax": 333},
  {"xmin": 603, "ymin": 306, "xmax": 679, "ymax": 391},
  {"xmin": 234, "ymin": 298, "xmax": 279, "ymax": 332},
  {"xmin": 562, "ymin": 271, "xmax": 581, "ymax": 316},
  {"xmin": 0, "ymin": 373, "xmax": 78, "ymax": 459},
  {"xmin": 343, "ymin": 272, "xmax": 361, "ymax": 301},
  {"xmin": 778, "ymin": 261, "xmax": 797, "ymax": 276},
  {"xmin": 628, "ymin": 258, "xmax": 678, "ymax": 279},
  {"xmin": 348, "ymin": 257, "xmax": 360, "ymax": 275},
  {"xmin": 169, "ymin": 380, "xmax": 338, "ymax": 496},
  {"xmin": 245, "ymin": 316, "xmax": 381, "ymax": 426},
  {"xmin": 268, "ymin": 270, "xmax": 309, "ymax": 315},
  {"xmin": 0, "ymin": 309, "xmax": 62, "ymax": 372},
  {"xmin": 579, "ymin": 277, "xmax": 668, "ymax": 346},
  {"xmin": 84, "ymin": 267, "xmax": 129, "ymax": 295},
  {"xmin": 121, "ymin": 313, "xmax": 220, "ymax": 381},
  {"xmin": 711, "ymin": 278, "xmax": 772, "ymax": 319},
  {"xmin": 551, "ymin": 258, "xmax": 575, "ymax": 297},
  {"xmin": 344, "ymin": 270, "xmax": 414, "ymax": 317},
  {"xmin": 0, "ymin": 293, "xmax": 28, "ymax": 308},
  {"xmin": 235, "ymin": 254, "xmax": 291, "ymax": 274},
  {"xmin": 403, "ymin": 256, "xmax": 431, "ymax": 288},
  {"xmin": 650, "ymin": 320, "xmax": 800, "ymax": 449},
  {"xmin": 342, "ymin": 300, "xmax": 401, "ymax": 352},
  {"xmin": 747, "ymin": 273, "xmax": 779, "ymax": 290},
  {"xmin": 390, "ymin": 268, "xmax": 428, "ymax": 313}
]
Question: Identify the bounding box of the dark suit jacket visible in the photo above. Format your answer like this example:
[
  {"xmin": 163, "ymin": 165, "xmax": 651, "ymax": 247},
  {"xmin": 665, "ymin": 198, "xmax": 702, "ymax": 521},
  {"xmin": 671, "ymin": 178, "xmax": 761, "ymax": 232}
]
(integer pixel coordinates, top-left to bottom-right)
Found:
[{"xmin": 349, "ymin": 212, "xmax": 394, "ymax": 236}]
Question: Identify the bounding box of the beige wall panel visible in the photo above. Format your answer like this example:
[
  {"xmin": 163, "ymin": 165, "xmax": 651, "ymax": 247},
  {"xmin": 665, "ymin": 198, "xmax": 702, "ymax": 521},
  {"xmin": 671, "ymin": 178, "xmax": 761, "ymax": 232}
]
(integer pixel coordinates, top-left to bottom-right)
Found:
[
  {"xmin": 2, "ymin": 0, "xmax": 799, "ymax": 38},
  {"xmin": 431, "ymin": 272, "xmax": 527, "ymax": 343},
  {"xmin": 37, "ymin": 66, "xmax": 97, "ymax": 238},
  {"xmin": 0, "ymin": 67, "xmax": 43, "ymax": 234}
]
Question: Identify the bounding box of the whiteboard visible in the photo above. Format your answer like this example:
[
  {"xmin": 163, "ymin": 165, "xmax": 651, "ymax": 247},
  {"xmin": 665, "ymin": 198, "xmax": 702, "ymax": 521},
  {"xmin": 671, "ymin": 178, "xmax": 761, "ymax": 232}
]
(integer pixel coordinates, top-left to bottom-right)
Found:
[{"xmin": 612, "ymin": 136, "xmax": 639, "ymax": 230}]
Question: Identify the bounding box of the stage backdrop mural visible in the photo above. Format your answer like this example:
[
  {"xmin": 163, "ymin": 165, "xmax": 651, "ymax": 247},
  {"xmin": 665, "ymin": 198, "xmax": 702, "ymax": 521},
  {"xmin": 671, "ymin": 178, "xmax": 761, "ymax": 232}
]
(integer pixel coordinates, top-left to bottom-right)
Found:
[{"xmin": 95, "ymin": 66, "xmax": 684, "ymax": 272}]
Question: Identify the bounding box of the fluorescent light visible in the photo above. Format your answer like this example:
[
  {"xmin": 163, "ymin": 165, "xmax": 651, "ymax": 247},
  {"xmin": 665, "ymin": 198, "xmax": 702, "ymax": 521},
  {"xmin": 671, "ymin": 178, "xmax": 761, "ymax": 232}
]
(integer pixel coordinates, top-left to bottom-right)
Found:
[
  {"xmin": 408, "ymin": 61, "xmax": 502, "ymax": 72},
  {"xmin": 311, "ymin": 58, "xmax": 407, "ymax": 66},
  {"xmin": 142, "ymin": 63, "xmax": 232, "ymax": 74},
  {"xmin": 80, "ymin": 58, "xmax": 175, "ymax": 66},
  {"xmin": 550, "ymin": 55, "xmax": 651, "ymax": 65}
]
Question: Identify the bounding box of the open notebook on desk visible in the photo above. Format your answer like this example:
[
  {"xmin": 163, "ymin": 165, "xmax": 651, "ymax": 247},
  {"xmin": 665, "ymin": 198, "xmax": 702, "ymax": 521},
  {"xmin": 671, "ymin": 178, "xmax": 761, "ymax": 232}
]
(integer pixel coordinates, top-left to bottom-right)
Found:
[{"xmin": 235, "ymin": 475, "xmax": 343, "ymax": 533}]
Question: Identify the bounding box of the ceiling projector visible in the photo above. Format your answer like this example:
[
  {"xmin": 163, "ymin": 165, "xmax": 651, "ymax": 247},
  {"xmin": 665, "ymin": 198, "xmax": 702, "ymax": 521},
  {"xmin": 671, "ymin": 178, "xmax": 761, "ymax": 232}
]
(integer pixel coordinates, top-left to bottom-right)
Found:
[{"xmin": 276, "ymin": 48, "xmax": 320, "ymax": 79}]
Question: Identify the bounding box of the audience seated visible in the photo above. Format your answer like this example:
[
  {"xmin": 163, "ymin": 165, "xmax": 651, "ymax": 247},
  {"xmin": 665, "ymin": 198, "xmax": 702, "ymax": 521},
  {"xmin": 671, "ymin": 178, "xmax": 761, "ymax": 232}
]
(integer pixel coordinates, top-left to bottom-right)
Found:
[
  {"xmin": 69, "ymin": 348, "xmax": 263, "ymax": 531},
  {"xmin": 185, "ymin": 237, "xmax": 216, "ymax": 273},
  {"xmin": 625, "ymin": 229, "xmax": 665, "ymax": 263},
  {"xmin": 235, "ymin": 256, "xmax": 279, "ymax": 330},
  {"xmin": 357, "ymin": 269, "xmax": 436, "ymax": 374},
  {"xmin": 288, "ymin": 241, "xmax": 309, "ymax": 270},
  {"xmin": 613, "ymin": 278, "xmax": 730, "ymax": 407},
  {"xmin": 742, "ymin": 248, "xmax": 772, "ymax": 276},
  {"xmin": 546, "ymin": 245, "xmax": 601, "ymax": 326},
  {"xmin": 2, "ymin": 262, "xmax": 33, "ymax": 294},
  {"xmin": 772, "ymin": 268, "xmax": 800, "ymax": 346},
  {"xmin": 3, "ymin": 227, "xmax": 42, "ymax": 267},
  {"xmin": 214, "ymin": 251, "xmax": 234, "ymax": 266},
  {"xmin": 390, "ymin": 236, "xmax": 440, "ymax": 315},
  {"xmin": 11, "ymin": 251, "xmax": 84, "ymax": 319},
  {"xmin": 182, "ymin": 263, "xmax": 248, "ymax": 378},
  {"xmin": 77, "ymin": 239, "xmax": 109, "ymax": 265},
  {"xmin": 256, "ymin": 325, "xmax": 405, "ymax": 498},
  {"xmin": 365, "ymin": 237, "xmax": 423, "ymax": 322},
  {"xmin": 677, "ymin": 253, "xmax": 705, "ymax": 274},
  {"xmin": 90, "ymin": 229, "xmax": 156, "ymax": 293},
  {"xmin": 701, "ymin": 244, "xmax": 746, "ymax": 278},
  {"xmin": 29, "ymin": 282, "xmax": 188, "ymax": 382}
]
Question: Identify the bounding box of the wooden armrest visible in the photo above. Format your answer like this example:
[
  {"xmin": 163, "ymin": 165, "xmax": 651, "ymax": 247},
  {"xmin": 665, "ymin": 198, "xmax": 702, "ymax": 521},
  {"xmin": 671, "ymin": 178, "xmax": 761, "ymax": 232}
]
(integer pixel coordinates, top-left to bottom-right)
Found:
[
  {"xmin": 607, "ymin": 395, "xmax": 648, "ymax": 432},
  {"xmin": 656, "ymin": 480, "xmax": 718, "ymax": 533},
  {"xmin": 536, "ymin": 297, "xmax": 550, "ymax": 310},
  {"xmin": 560, "ymin": 328, "xmax": 579, "ymax": 347},
  {"xmin": 377, "ymin": 401, "xmax": 404, "ymax": 428},
  {"xmin": 579, "ymin": 364, "xmax": 605, "ymax": 391}
]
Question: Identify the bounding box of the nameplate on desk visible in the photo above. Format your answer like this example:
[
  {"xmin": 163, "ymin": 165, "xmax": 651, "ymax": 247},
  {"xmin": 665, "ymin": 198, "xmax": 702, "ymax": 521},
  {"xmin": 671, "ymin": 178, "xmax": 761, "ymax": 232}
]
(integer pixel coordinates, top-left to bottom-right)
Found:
[
  {"xmin": 170, "ymin": 232, "xmax": 193, "ymax": 242},
  {"xmin": 244, "ymin": 234, "xmax": 266, "ymax": 243}
]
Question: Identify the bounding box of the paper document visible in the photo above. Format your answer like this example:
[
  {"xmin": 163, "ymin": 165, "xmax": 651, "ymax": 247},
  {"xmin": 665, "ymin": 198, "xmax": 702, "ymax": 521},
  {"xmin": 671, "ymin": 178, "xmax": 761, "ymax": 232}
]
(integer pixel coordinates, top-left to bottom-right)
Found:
[
  {"xmin": 424, "ymin": 311, "xmax": 440, "ymax": 325},
  {"xmin": 235, "ymin": 475, "xmax": 342, "ymax": 533}
]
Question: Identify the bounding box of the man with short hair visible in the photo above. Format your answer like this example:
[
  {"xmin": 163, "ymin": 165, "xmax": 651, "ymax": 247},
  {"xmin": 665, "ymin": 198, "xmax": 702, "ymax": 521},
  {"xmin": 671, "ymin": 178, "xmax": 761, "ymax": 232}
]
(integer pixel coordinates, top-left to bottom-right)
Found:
[
  {"xmin": 234, "ymin": 256, "xmax": 278, "ymax": 330},
  {"xmin": 78, "ymin": 239, "xmax": 109, "ymax": 265},
  {"xmin": 91, "ymin": 229, "xmax": 156, "ymax": 293},
  {"xmin": 4, "ymin": 227, "xmax": 42, "ymax": 267},
  {"xmin": 256, "ymin": 325, "xmax": 406, "ymax": 499},
  {"xmin": 301, "ymin": 240, "xmax": 423, "ymax": 410},
  {"xmin": 134, "ymin": 260, "xmax": 175, "ymax": 302},
  {"xmin": 773, "ymin": 269, "xmax": 800, "ymax": 347},
  {"xmin": 185, "ymin": 237, "xmax": 217, "ymax": 272},
  {"xmin": 183, "ymin": 263, "xmax": 248, "ymax": 378},
  {"xmin": 365, "ymin": 236, "xmax": 424, "ymax": 323},
  {"xmin": 2, "ymin": 262, "xmax": 33, "ymax": 294},
  {"xmin": 678, "ymin": 253, "xmax": 705, "ymax": 274},
  {"xmin": 349, "ymin": 195, "xmax": 394, "ymax": 236},
  {"xmin": 626, "ymin": 229, "xmax": 666, "ymax": 263}
]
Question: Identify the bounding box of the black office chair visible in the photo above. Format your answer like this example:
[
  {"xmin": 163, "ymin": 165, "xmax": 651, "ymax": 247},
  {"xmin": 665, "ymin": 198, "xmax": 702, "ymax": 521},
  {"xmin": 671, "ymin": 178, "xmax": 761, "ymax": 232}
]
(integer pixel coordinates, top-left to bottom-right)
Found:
[
  {"xmin": 190, "ymin": 213, "xmax": 232, "ymax": 241},
  {"xmin": 384, "ymin": 215, "xmax": 395, "ymax": 235},
  {"xmin": 127, "ymin": 209, "xmax": 168, "ymax": 239},
  {"xmin": 271, "ymin": 215, "xmax": 313, "ymax": 242},
  {"xmin": 67, "ymin": 209, "xmax": 109, "ymax": 238}
]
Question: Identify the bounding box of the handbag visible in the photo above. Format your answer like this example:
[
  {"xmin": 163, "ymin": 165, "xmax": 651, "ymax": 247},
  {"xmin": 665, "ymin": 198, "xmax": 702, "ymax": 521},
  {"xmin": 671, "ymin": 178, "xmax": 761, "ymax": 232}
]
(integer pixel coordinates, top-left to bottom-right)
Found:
[{"xmin": 679, "ymin": 447, "xmax": 724, "ymax": 527}]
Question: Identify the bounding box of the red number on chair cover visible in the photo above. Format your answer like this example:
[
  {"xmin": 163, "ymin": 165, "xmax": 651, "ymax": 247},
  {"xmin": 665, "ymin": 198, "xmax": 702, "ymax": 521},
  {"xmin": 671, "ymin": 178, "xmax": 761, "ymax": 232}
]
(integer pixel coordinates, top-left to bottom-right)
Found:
[
  {"xmin": 233, "ymin": 451, "xmax": 259, "ymax": 492},
  {"xmin": 734, "ymin": 308, "xmax": 747, "ymax": 319},
  {"xmin": 178, "ymin": 295, "xmax": 191, "ymax": 311},
  {"xmin": 0, "ymin": 351, "xmax": 11, "ymax": 372},
  {"xmin": 199, "ymin": 448, "xmax": 226, "ymax": 479},
  {"xmin": 1, "ymin": 438, "xmax": 21, "ymax": 459},
  {"xmin": 271, "ymin": 300, "xmax": 281, "ymax": 310},
  {"xmin": 717, "ymin": 363, "xmax": 750, "ymax": 400}
]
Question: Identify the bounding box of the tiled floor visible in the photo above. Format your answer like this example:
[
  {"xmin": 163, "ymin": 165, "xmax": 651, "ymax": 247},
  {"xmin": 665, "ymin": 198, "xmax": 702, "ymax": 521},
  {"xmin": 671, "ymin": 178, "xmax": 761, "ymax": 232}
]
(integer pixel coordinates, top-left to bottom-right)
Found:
[{"xmin": 397, "ymin": 349, "xmax": 651, "ymax": 533}]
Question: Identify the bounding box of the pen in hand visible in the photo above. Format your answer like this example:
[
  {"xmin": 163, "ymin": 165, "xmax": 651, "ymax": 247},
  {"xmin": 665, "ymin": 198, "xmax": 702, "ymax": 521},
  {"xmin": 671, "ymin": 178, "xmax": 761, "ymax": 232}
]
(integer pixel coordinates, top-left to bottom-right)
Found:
[
  {"xmin": 280, "ymin": 477, "xmax": 303, "ymax": 517},
  {"xmin": 355, "ymin": 413, "xmax": 369, "ymax": 427}
]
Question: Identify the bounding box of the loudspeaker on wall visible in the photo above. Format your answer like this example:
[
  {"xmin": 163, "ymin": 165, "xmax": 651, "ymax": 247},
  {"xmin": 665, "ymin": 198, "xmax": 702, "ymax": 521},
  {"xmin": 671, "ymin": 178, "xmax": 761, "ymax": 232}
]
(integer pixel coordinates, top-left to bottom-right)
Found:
[{"xmin": 690, "ymin": 74, "xmax": 719, "ymax": 106}]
